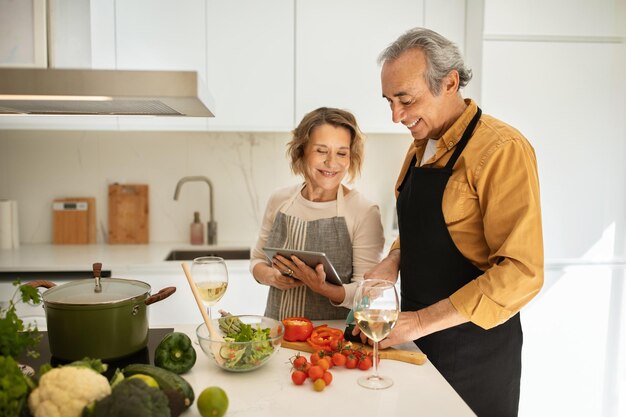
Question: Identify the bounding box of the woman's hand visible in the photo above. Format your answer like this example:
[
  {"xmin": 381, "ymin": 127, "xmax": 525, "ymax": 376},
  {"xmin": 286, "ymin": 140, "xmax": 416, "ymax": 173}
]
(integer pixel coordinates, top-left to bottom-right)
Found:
[
  {"xmin": 252, "ymin": 262, "xmax": 303, "ymax": 291},
  {"xmin": 274, "ymin": 255, "xmax": 346, "ymax": 304}
]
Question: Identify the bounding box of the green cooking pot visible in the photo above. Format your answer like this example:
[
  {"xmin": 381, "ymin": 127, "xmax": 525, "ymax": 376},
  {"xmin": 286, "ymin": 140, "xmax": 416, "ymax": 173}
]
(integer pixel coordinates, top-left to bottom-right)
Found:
[{"xmin": 27, "ymin": 263, "xmax": 175, "ymax": 361}]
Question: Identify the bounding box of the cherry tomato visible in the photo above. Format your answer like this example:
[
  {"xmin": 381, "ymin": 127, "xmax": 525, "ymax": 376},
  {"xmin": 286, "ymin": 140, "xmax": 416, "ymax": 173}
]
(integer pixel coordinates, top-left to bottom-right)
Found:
[
  {"xmin": 310, "ymin": 352, "xmax": 321, "ymax": 365},
  {"xmin": 358, "ymin": 356, "xmax": 373, "ymax": 371},
  {"xmin": 291, "ymin": 370, "xmax": 307, "ymax": 385},
  {"xmin": 292, "ymin": 355, "xmax": 307, "ymax": 370},
  {"xmin": 302, "ymin": 361, "xmax": 312, "ymax": 374},
  {"xmin": 322, "ymin": 371, "xmax": 333, "ymax": 386},
  {"xmin": 313, "ymin": 378, "xmax": 326, "ymax": 392},
  {"xmin": 317, "ymin": 358, "xmax": 330, "ymax": 371},
  {"xmin": 331, "ymin": 352, "xmax": 347, "ymax": 367},
  {"xmin": 345, "ymin": 355, "xmax": 358, "ymax": 369},
  {"xmin": 308, "ymin": 365, "xmax": 324, "ymax": 381}
]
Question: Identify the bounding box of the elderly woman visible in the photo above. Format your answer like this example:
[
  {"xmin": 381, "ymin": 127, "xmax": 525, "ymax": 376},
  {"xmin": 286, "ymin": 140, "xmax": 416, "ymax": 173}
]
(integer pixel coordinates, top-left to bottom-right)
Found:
[{"xmin": 250, "ymin": 107, "xmax": 385, "ymax": 320}]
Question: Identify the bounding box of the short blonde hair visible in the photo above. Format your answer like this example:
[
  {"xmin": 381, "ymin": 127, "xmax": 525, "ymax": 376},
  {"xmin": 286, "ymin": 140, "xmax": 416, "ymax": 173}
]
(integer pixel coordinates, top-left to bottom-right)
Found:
[{"xmin": 287, "ymin": 107, "xmax": 364, "ymax": 183}]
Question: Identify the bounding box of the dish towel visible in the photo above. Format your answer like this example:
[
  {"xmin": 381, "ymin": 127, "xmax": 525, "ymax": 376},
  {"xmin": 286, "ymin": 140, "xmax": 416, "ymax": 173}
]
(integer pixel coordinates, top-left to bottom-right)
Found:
[{"xmin": 0, "ymin": 200, "xmax": 20, "ymax": 249}]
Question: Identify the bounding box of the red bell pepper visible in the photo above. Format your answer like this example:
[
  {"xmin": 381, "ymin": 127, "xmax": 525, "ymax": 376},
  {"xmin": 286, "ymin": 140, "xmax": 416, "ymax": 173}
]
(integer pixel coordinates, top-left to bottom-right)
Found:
[
  {"xmin": 306, "ymin": 324, "xmax": 344, "ymax": 352},
  {"xmin": 282, "ymin": 317, "xmax": 314, "ymax": 342}
]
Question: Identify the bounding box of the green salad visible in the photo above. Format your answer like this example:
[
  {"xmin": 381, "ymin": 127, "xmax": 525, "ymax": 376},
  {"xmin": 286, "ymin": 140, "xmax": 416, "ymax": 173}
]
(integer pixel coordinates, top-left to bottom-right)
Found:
[{"xmin": 217, "ymin": 316, "xmax": 275, "ymax": 371}]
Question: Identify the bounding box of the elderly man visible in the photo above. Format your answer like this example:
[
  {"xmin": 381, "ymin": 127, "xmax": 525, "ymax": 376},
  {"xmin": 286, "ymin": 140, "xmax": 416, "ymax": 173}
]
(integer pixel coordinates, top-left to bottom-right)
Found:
[{"xmin": 366, "ymin": 28, "xmax": 544, "ymax": 417}]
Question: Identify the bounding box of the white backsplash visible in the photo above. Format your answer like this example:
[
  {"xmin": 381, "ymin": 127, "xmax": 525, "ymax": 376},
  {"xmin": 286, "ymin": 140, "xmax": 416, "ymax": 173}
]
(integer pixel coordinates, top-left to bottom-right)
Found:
[{"xmin": 0, "ymin": 130, "xmax": 409, "ymax": 246}]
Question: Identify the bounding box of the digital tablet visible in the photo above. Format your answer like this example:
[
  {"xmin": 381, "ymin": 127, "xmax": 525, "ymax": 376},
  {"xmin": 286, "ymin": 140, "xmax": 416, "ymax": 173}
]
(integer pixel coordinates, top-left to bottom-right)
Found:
[{"xmin": 262, "ymin": 247, "xmax": 343, "ymax": 286}]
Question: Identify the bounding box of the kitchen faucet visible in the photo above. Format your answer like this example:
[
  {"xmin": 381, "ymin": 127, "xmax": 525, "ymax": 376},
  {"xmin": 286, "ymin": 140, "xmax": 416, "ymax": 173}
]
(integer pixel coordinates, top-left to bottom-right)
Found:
[{"xmin": 173, "ymin": 176, "xmax": 217, "ymax": 245}]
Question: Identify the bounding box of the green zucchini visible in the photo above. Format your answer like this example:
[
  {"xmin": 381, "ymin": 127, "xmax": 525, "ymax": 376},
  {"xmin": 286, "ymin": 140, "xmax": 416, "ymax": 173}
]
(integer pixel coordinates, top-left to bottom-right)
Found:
[{"xmin": 122, "ymin": 363, "xmax": 195, "ymax": 408}]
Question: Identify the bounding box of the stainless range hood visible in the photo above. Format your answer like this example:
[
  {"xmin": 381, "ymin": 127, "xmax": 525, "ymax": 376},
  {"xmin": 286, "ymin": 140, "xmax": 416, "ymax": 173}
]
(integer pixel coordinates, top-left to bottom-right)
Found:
[{"xmin": 0, "ymin": 68, "xmax": 215, "ymax": 117}]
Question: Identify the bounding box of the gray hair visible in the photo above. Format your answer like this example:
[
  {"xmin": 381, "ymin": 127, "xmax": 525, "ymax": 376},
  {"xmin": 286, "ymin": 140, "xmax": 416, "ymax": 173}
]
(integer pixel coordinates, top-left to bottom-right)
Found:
[{"xmin": 378, "ymin": 27, "xmax": 472, "ymax": 95}]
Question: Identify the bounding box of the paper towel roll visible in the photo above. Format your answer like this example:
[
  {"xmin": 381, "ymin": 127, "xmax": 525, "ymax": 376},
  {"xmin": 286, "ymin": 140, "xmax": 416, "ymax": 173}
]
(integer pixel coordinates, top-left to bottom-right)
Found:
[
  {"xmin": 11, "ymin": 200, "xmax": 19, "ymax": 249},
  {"xmin": 0, "ymin": 200, "xmax": 12, "ymax": 249}
]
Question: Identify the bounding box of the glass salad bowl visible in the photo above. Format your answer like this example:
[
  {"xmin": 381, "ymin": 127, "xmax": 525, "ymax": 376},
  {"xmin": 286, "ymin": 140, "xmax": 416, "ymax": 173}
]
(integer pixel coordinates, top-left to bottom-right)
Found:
[{"xmin": 196, "ymin": 315, "xmax": 284, "ymax": 372}]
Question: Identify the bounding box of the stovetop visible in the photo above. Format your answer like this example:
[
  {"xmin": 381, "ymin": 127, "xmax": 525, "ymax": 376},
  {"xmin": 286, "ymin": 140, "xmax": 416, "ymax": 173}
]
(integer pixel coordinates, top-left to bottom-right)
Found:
[{"xmin": 18, "ymin": 328, "xmax": 173, "ymax": 380}]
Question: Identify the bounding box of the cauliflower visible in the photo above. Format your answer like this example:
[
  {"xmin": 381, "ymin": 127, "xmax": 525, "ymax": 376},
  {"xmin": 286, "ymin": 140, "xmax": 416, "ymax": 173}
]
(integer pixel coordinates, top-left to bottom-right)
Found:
[{"xmin": 28, "ymin": 366, "xmax": 111, "ymax": 417}]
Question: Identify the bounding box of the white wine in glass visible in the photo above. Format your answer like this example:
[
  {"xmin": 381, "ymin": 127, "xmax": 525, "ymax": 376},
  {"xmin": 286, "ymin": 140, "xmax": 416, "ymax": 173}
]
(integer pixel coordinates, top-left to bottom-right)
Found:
[
  {"xmin": 190, "ymin": 256, "xmax": 229, "ymax": 321},
  {"xmin": 353, "ymin": 279, "xmax": 399, "ymax": 390}
]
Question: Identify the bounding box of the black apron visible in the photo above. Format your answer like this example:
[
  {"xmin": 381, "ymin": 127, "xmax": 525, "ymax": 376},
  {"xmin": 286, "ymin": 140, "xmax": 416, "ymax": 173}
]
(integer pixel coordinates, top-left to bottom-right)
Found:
[{"xmin": 397, "ymin": 107, "xmax": 522, "ymax": 417}]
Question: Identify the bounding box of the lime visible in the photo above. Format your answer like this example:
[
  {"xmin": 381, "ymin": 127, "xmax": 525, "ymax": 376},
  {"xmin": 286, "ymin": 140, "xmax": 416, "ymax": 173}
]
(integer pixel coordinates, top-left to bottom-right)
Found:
[
  {"xmin": 197, "ymin": 386, "xmax": 229, "ymax": 417},
  {"xmin": 128, "ymin": 373, "xmax": 160, "ymax": 389}
]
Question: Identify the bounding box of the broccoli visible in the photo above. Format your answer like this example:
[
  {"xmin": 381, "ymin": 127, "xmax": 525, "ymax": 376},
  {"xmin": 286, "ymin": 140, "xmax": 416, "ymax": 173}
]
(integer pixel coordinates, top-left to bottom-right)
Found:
[
  {"xmin": 0, "ymin": 356, "xmax": 30, "ymax": 417},
  {"xmin": 84, "ymin": 378, "xmax": 170, "ymax": 417}
]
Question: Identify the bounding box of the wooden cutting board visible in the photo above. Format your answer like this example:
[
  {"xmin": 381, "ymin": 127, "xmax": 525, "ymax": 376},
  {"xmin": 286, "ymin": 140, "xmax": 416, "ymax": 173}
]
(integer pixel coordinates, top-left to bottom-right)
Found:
[
  {"xmin": 108, "ymin": 184, "xmax": 149, "ymax": 244},
  {"xmin": 52, "ymin": 197, "xmax": 96, "ymax": 244},
  {"xmin": 282, "ymin": 339, "xmax": 427, "ymax": 366}
]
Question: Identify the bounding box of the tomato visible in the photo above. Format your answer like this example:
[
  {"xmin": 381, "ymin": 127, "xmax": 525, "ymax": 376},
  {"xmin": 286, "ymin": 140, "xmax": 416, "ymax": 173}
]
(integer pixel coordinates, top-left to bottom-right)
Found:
[
  {"xmin": 345, "ymin": 355, "xmax": 358, "ymax": 369},
  {"xmin": 313, "ymin": 378, "xmax": 326, "ymax": 392},
  {"xmin": 291, "ymin": 370, "xmax": 307, "ymax": 385},
  {"xmin": 331, "ymin": 352, "xmax": 346, "ymax": 367},
  {"xmin": 306, "ymin": 325, "xmax": 344, "ymax": 352},
  {"xmin": 317, "ymin": 358, "xmax": 330, "ymax": 371},
  {"xmin": 358, "ymin": 356, "xmax": 373, "ymax": 371},
  {"xmin": 282, "ymin": 317, "xmax": 314, "ymax": 342},
  {"xmin": 310, "ymin": 352, "xmax": 321, "ymax": 365},
  {"xmin": 322, "ymin": 371, "xmax": 333, "ymax": 386},
  {"xmin": 341, "ymin": 348, "xmax": 354, "ymax": 357},
  {"xmin": 308, "ymin": 365, "xmax": 324, "ymax": 381},
  {"xmin": 292, "ymin": 355, "xmax": 308, "ymax": 370},
  {"xmin": 302, "ymin": 361, "xmax": 312, "ymax": 374}
]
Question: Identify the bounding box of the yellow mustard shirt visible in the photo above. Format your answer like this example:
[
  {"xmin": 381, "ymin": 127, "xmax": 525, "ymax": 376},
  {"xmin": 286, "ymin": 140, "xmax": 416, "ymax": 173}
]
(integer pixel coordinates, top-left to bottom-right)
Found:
[{"xmin": 391, "ymin": 99, "xmax": 544, "ymax": 329}]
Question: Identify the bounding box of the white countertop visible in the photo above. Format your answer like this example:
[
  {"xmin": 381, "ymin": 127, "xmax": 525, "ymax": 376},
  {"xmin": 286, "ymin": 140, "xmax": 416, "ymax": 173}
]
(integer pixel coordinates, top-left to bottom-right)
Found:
[
  {"xmin": 0, "ymin": 243, "xmax": 250, "ymax": 272},
  {"xmin": 170, "ymin": 322, "xmax": 475, "ymax": 417},
  {"xmin": 2, "ymin": 245, "xmax": 476, "ymax": 415}
]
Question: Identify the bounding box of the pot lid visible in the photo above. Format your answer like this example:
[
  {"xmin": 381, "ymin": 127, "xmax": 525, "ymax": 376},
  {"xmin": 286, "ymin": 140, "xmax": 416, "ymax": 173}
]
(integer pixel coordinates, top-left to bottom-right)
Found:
[{"xmin": 43, "ymin": 278, "xmax": 150, "ymax": 305}]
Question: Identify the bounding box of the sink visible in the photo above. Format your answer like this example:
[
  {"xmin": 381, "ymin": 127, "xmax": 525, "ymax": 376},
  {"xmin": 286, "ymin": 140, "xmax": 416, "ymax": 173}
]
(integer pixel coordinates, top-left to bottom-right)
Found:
[{"xmin": 165, "ymin": 249, "xmax": 250, "ymax": 261}]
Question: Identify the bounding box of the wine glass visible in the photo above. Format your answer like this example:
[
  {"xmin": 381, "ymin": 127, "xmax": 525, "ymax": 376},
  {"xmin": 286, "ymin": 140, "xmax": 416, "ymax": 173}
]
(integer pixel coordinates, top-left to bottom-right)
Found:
[
  {"xmin": 353, "ymin": 279, "xmax": 399, "ymax": 389},
  {"xmin": 190, "ymin": 256, "xmax": 229, "ymax": 323}
]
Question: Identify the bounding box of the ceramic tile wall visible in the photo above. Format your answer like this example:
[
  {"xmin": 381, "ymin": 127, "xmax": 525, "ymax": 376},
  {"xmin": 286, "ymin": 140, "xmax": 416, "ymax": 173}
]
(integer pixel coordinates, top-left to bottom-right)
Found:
[{"xmin": 0, "ymin": 130, "xmax": 409, "ymax": 246}]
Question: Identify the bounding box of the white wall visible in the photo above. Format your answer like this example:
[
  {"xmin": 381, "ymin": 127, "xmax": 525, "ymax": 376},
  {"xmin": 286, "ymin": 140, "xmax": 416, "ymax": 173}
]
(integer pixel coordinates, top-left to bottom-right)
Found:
[
  {"xmin": 482, "ymin": 1, "xmax": 626, "ymax": 416},
  {"xmin": 0, "ymin": 130, "xmax": 409, "ymax": 247}
]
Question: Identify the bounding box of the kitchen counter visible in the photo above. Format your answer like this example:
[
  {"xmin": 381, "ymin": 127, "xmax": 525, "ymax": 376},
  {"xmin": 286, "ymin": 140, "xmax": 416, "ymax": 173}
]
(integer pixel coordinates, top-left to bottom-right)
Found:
[
  {"xmin": 170, "ymin": 322, "xmax": 475, "ymax": 417},
  {"xmin": 4, "ymin": 245, "xmax": 476, "ymax": 415},
  {"xmin": 0, "ymin": 243, "xmax": 251, "ymax": 272}
]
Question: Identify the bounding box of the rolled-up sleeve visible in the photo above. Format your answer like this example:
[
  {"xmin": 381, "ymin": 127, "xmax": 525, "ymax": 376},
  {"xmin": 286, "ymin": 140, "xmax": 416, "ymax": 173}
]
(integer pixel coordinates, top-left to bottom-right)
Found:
[{"xmin": 449, "ymin": 136, "xmax": 544, "ymax": 329}]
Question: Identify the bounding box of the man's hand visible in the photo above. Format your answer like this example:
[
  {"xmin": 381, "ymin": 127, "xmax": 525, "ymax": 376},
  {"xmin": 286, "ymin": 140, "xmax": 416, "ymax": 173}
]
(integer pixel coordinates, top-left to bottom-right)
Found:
[
  {"xmin": 379, "ymin": 311, "xmax": 422, "ymax": 349},
  {"xmin": 364, "ymin": 249, "xmax": 401, "ymax": 282}
]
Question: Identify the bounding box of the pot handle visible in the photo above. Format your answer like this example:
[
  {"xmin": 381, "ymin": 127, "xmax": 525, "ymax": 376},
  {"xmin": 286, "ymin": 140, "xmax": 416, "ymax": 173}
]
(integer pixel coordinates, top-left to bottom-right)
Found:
[
  {"xmin": 23, "ymin": 280, "xmax": 56, "ymax": 289},
  {"xmin": 145, "ymin": 287, "xmax": 176, "ymax": 305}
]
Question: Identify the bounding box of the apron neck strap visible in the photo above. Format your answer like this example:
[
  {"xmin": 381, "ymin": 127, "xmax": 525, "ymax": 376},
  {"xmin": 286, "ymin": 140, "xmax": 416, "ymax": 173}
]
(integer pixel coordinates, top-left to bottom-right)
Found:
[
  {"xmin": 280, "ymin": 182, "xmax": 345, "ymax": 217},
  {"xmin": 444, "ymin": 107, "xmax": 482, "ymax": 170}
]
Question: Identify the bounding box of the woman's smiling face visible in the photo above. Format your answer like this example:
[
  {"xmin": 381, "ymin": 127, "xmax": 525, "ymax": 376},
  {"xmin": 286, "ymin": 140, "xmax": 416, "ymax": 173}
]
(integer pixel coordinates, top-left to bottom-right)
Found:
[{"xmin": 302, "ymin": 123, "xmax": 351, "ymax": 201}]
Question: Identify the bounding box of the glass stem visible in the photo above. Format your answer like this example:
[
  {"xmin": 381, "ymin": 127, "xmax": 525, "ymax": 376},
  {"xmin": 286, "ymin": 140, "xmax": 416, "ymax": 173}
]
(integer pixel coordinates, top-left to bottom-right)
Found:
[{"xmin": 372, "ymin": 341, "xmax": 380, "ymax": 379}]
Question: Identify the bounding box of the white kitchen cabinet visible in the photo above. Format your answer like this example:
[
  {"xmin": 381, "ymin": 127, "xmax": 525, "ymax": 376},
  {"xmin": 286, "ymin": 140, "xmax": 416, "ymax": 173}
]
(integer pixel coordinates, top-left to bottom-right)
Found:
[
  {"xmin": 204, "ymin": 0, "xmax": 295, "ymax": 132},
  {"xmin": 1, "ymin": 0, "xmax": 473, "ymax": 133},
  {"xmin": 295, "ymin": 0, "xmax": 422, "ymax": 134},
  {"xmin": 295, "ymin": 0, "xmax": 469, "ymax": 134},
  {"xmin": 484, "ymin": 0, "xmax": 626, "ymax": 38},
  {"xmin": 113, "ymin": 262, "xmax": 269, "ymax": 326},
  {"xmin": 103, "ymin": 0, "xmax": 294, "ymax": 132}
]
